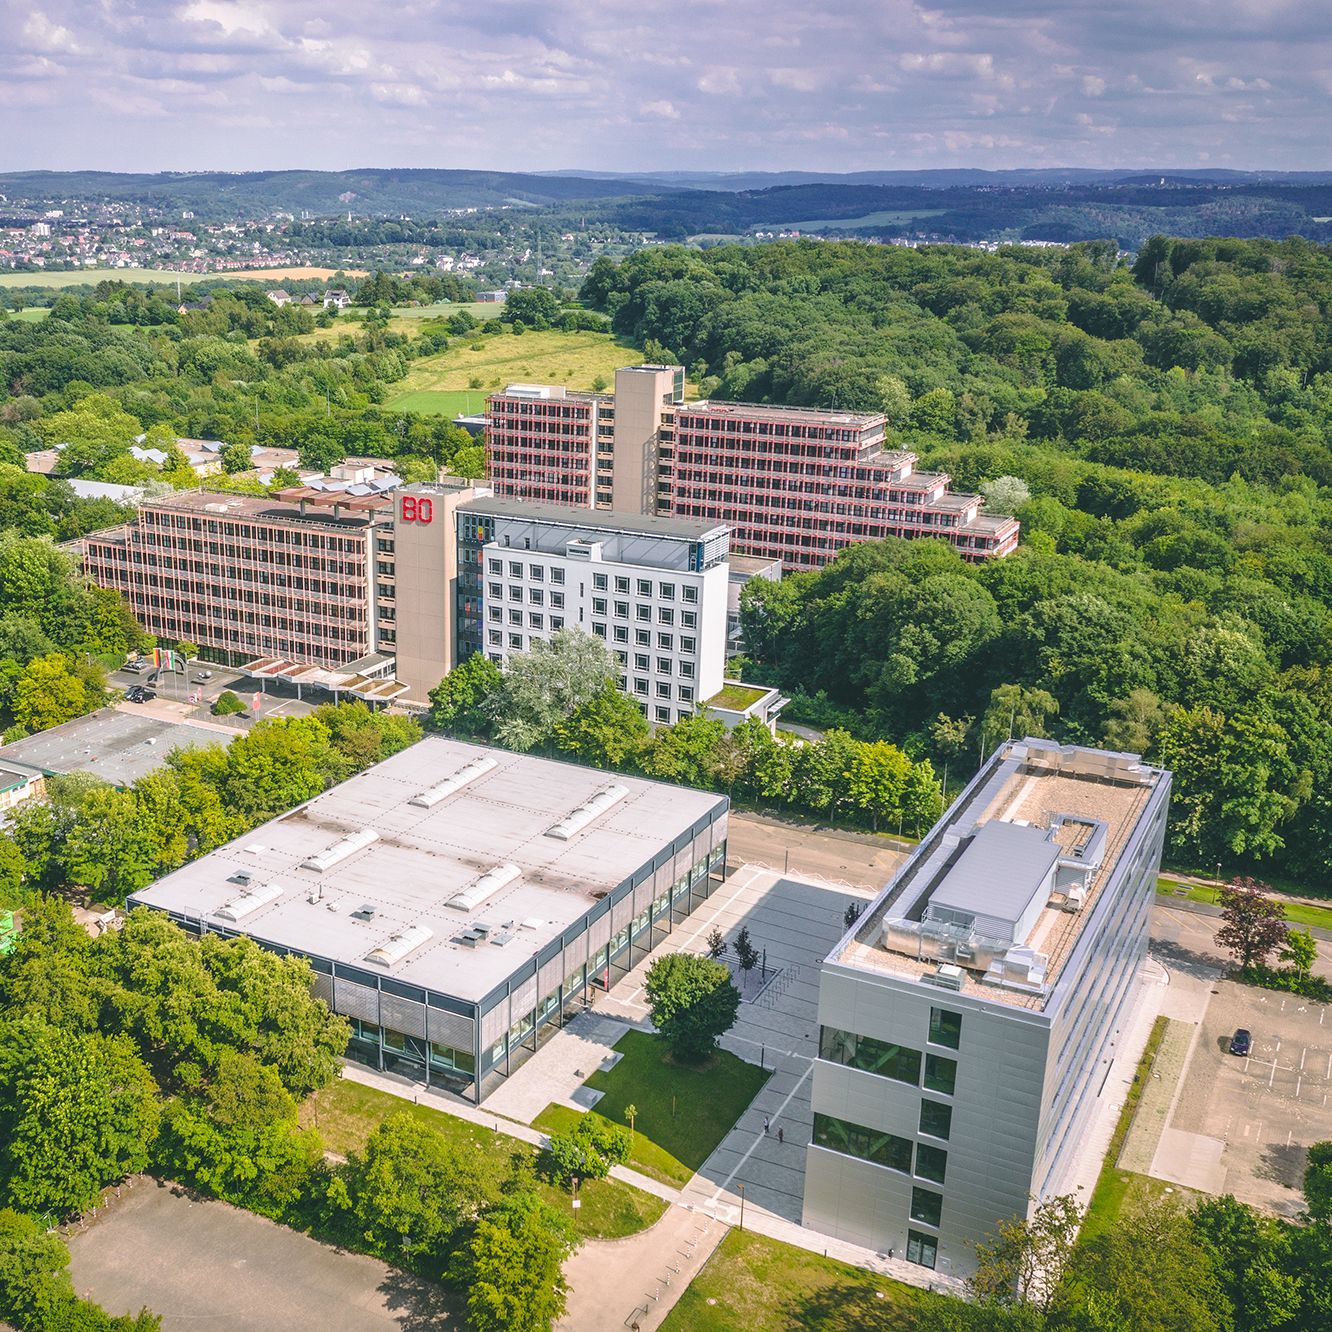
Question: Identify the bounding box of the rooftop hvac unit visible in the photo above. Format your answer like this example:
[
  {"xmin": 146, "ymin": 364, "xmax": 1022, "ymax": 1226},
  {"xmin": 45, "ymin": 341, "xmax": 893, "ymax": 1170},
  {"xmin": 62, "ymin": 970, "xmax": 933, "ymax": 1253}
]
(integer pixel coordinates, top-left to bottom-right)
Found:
[
  {"xmin": 215, "ymin": 881, "xmax": 283, "ymax": 922},
  {"xmin": 365, "ymin": 923, "xmax": 434, "ymax": 967},
  {"xmin": 546, "ymin": 784, "xmax": 630, "ymax": 840},
  {"xmin": 301, "ymin": 827, "xmax": 379, "ymax": 873},
  {"xmin": 447, "ymin": 863, "xmax": 520, "ymax": 912},
  {"xmin": 926, "ymin": 964, "xmax": 965, "ymax": 991},
  {"xmin": 409, "ymin": 755, "xmax": 497, "ymax": 808}
]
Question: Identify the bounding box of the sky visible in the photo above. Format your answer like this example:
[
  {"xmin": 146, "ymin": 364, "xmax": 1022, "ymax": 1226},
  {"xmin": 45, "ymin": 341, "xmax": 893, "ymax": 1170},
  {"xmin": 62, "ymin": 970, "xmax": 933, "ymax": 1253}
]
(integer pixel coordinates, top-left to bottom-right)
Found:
[{"xmin": 3, "ymin": 0, "xmax": 1331, "ymax": 174}]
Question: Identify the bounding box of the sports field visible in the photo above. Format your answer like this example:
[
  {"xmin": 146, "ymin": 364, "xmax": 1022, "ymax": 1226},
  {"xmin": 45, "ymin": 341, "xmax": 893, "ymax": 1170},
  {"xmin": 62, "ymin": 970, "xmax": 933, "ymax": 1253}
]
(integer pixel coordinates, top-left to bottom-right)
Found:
[{"xmin": 386, "ymin": 389, "xmax": 487, "ymax": 416}]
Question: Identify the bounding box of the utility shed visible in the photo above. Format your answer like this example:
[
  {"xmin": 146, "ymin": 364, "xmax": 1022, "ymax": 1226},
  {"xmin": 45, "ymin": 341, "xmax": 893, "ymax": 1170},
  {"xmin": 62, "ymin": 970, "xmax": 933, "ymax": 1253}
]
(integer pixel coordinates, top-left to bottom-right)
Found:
[{"xmin": 926, "ymin": 819, "xmax": 1060, "ymax": 945}]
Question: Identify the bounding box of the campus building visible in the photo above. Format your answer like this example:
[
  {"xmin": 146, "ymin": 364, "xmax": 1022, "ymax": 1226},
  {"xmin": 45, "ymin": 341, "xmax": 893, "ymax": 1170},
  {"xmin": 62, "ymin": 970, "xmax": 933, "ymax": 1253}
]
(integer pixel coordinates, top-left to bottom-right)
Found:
[
  {"xmin": 128, "ymin": 737, "xmax": 729, "ymax": 1103},
  {"xmin": 802, "ymin": 739, "xmax": 1171, "ymax": 1276},
  {"xmin": 484, "ymin": 365, "xmax": 1019, "ymax": 570},
  {"xmin": 79, "ymin": 489, "xmax": 393, "ymax": 670}
]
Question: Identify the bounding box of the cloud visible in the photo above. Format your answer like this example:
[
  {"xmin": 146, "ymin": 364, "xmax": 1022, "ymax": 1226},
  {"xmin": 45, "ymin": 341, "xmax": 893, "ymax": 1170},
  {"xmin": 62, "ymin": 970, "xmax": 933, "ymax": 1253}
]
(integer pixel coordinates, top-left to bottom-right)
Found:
[{"xmin": 0, "ymin": 0, "xmax": 1327, "ymax": 172}]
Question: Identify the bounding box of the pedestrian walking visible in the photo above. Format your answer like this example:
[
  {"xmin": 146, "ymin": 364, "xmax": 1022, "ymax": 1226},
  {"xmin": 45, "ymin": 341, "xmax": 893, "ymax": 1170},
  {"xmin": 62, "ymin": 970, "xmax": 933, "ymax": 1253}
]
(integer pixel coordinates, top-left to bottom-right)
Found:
[
  {"xmin": 763, "ymin": 1117, "xmax": 770, "ymax": 1135},
  {"xmin": 777, "ymin": 1127, "xmax": 784, "ymax": 1144}
]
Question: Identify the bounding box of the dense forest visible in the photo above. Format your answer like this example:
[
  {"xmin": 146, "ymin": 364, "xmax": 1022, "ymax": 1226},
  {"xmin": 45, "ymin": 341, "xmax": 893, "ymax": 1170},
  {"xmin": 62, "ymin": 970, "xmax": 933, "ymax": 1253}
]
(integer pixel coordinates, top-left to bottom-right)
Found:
[{"xmin": 584, "ymin": 237, "xmax": 1332, "ymax": 882}]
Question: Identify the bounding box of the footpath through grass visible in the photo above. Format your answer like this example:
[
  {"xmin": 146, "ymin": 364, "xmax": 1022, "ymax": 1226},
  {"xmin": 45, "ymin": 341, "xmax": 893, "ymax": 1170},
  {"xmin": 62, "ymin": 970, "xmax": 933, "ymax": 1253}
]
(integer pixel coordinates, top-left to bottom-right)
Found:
[
  {"xmin": 532, "ymin": 1030, "xmax": 769, "ymax": 1186},
  {"xmin": 1080, "ymin": 1015, "xmax": 1172, "ymax": 1239},
  {"xmin": 661, "ymin": 1228, "xmax": 935, "ymax": 1331},
  {"xmin": 1156, "ymin": 878, "xmax": 1332, "ymax": 930},
  {"xmin": 301, "ymin": 1077, "xmax": 665, "ymax": 1240}
]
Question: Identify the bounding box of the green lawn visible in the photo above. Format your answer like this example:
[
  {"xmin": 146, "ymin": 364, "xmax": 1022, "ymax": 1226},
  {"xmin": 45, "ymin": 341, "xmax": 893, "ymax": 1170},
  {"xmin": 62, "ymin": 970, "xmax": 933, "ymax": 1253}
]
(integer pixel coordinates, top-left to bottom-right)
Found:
[
  {"xmin": 1081, "ymin": 1015, "xmax": 1177, "ymax": 1239},
  {"xmin": 392, "ymin": 301, "xmax": 500, "ymax": 321},
  {"xmin": 555, "ymin": 1030, "xmax": 770, "ymax": 1180},
  {"xmin": 300, "ymin": 1077, "xmax": 665, "ymax": 1240},
  {"xmin": 1156, "ymin": 878, "xmax": 1332, "ymax": 930},
  {"xmin": 391, "ymin": 328, "xmax": 647, "ymax": 397},
  {"xmin": 661, "ymin": 1229, "xmax": 931, "ymax": 1331},
  {"xmin": 383, "ymin": 388, "xmax": 488, "ymax": 417},
  {"xmin": 5, "ymin": 306, "xmax": 50, "ymax": 321},
  {"xmin": 761, "ymin": 208, "xmax": 947, "ymax": 233},
  {"xmin": 533, "ymin": 1102, "xmax": 694, "ymax": 1188},
  {"xmin": 707, "ymin": 682, "xmax": 768, "ymax": 712},
  {"xmin": 0, "ymin": 267, "xmax": 197, "ymax": 289}
]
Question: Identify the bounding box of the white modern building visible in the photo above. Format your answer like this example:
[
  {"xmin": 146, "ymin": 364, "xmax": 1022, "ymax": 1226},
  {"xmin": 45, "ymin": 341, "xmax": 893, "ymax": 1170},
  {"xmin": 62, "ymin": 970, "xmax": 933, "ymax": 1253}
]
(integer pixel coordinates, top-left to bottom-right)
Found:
[
  {"xmin": 449, "ymin": 497, "xmax": 731, "ymax": 726},
  {"xmin": 128, "ymin": 737, "xmax": 729, "ymax": 1103},
  {"xmin": 803, "ymin": 739, "xmax": 1171, "ymax": 1276}
]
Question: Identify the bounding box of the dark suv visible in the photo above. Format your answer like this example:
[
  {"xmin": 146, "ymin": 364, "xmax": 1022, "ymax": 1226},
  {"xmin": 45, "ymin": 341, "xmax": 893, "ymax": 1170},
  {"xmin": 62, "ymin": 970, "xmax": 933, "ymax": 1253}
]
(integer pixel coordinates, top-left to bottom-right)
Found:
[{"xmin": 1229, "ymin": 1028, "xmax": 1252, "ymax": 1057}]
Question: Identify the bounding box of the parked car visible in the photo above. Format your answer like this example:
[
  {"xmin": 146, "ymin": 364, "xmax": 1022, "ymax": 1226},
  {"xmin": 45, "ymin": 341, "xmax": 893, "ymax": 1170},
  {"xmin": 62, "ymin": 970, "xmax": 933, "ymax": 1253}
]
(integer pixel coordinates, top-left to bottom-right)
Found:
[
  {"xmin": 123, "ymin": 660, "xmax": 149, "ymax": 673},
  {"xmin": 192, "ymin": 671, "xmax": 214, "ymax": 683},
  {"xmin": 1229, "ymin": 1028, "xmax": 1252, "ymax": 1056},
  {"xmin": 125, "ymin": 686, "xmax": 156, "ymax": 704}
]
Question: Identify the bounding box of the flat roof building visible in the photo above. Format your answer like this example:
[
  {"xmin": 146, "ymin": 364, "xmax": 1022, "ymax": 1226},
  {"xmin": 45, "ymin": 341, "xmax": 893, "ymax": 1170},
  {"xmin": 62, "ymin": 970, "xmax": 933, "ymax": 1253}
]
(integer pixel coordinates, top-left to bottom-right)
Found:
[
  {"xmin": 0, "ymin": 708, "xmax": 239, "ymax": 788},
  {"xmin": 129, "ymin": 737, "xmax": 730, "ymax": 1102},
  {"xmin": 803, "ymin": 739, "xmax": 1170, "ymax": 1275},
  {"xmin": 484, "ymin": 366, "xmax": 1020, "ymax": 570}
]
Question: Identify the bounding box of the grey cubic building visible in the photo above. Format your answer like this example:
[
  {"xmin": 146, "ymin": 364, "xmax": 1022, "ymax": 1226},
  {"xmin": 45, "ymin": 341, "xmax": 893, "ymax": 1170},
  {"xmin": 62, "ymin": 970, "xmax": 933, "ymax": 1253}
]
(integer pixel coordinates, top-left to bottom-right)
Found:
[
  {"xmin": 803, "ymin": 739, "xmax": 1171, "ymax": 1276},
  {"xmin": 128, "ymin": 737, "xmax": 728, "ymax": 1103}
]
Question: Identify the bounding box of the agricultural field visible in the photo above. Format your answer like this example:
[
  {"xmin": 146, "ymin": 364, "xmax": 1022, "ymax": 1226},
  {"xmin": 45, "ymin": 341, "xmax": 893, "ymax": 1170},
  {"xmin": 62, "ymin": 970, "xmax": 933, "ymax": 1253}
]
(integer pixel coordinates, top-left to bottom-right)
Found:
[
  {"xmin": 384, "ymin": 328, "xmax": 647, "ymax": 414},
  {"xmin": 392, "ymin": 300, "xmax": 501, "ymax": 321},
  {"xmin": 761, "ymin": 208, "xmax": 946, "ymax": 232},
  {"xmin": 3, "ymin": 307, "xmax": 50, "ymax": 321},
  {"xmin": 221, "ymin": 266, "xmax": 367, "ymax": 281},
  {"xmin": 0, "ymin": 267, "xmax": 195, "ymax": 288}
]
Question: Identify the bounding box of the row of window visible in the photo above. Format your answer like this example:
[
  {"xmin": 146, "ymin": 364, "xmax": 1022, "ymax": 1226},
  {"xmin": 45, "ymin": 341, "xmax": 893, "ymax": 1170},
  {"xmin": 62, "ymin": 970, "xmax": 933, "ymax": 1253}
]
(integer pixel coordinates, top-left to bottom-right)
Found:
[
  {"xmin": 812, "ymin": 1113, "xmax": 948, "ymax": 1184},
  {"xmin": 818, "ymin": 1027, "xmax": 958, "ymax": 1096}
]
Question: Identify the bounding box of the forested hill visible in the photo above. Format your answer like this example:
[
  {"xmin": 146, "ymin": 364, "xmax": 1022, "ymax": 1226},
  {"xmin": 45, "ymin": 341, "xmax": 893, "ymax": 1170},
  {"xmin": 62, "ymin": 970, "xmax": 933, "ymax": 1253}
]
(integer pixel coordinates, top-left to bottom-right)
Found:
[{"xmin": 584, "ymin": 237, "xmax": 1332, "ymax": 883}]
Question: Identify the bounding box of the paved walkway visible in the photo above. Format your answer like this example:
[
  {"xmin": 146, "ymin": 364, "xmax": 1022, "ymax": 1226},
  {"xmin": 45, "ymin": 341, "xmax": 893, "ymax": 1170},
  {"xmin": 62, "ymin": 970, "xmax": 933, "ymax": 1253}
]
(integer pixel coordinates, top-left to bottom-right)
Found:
[{"xmin": 559, "ymin": 1206, "xmax": 728, "ymax": 1332}]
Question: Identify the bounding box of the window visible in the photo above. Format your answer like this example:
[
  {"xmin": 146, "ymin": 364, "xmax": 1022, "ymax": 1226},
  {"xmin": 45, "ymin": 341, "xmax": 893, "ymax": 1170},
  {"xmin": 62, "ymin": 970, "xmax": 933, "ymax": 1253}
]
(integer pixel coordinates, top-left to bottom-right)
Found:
[
  {"xmin": 636, "ymin": 605, "xmax": 652, "ymax": 622},
  {"xmin": 488, "ymin": 606, "xmax": 502, "ymax": 622},
  {"xmin": 551, "ymin": 616, "xmax": 564, "ymax": 630},
  {"xmin": 551, "ymin": 568, "xmax": 565, "ymax": 585},
  {"xmin": 508, "ymin": 584, "xmax": 522, "ymax": 601},
  {"xmin": 683, "ymin": 585, "xmax": 698, "ymax": 603},
  {"xmin": 658, "ymin": 582, "xmax": 675, "ymax": 600},
  {"xmin": 681, "ymin": 636, "xmax": 696, "ymax": 655},
  {"xmin": 528, "ymin": 613, "xmax": 544, "ymax": 629},
  {"xmin": 635, "ymin": 629, "xmax": 651, "ymax": 646},
  {"xmin": 681, "ymin": 610, "xmax": 697, "ymax": 629},
  {"xmin": 655, "ymin": 705, "xmax": 671, "ymax": 722},
  {"xmin": 488, "ymin": 582, "xmax": 503, "ymax": 599},
  {"xmin": 919, "ymin": 1099, "xmax": 952, "ymax": 1140},
  {"xmin": 915, "ymin": 1142, "xmax": 947, "ymax": 1184},
  {"xmin": 593, "ymin": 573, "xmax": 608, "ymax": 591},
  {"xmin": 924, "ymin": 1054, "xmax": 957, "ymax": 1096},
  {"xmin": 487, "ymin": 558, "xmax": 502, "ymax": 574},
  {"xmin": 819, "ymin": 1027, "xmax": 922, "ymax": 1086},
  {"xmin": 615, "ymin": 600, "xmax": 629, "ymax": 619},
  {"xmin": 593, "ymin": 622, "xmax": 607, "ymax": 638},
  {"xmin": 656, "ymin": 681, "xmax": 671, "ymax": 698},
  {"xmin": 551, "ymin": 591, "xmax": 565, "ymax": 609},
  {"xmin": 593, "ymin": 597, "xmax": 607, "ymax": 615},
  {"xmin": 929, "ymin": 1008, "xmax": 962, "ymax": 1050},
  {"xmin": 634, "ymin": 678, "xmax": 648, "ymax": 696},
  {"xmin": 529, "ymin": 564, "xmax": 543, "ymax": 581},
  {"xmin": 678, "ymin": 685, "xmax": 694, "ymax": 702},
  {"xmin": 657, "ymin": 658, "xmax": 672, "ymax": 675},
  {"xmin": 680, "ymin": 661, "xmax": 695, "ymax": 679},
  {"xmin": 615, "ymin": 576, "xmax": 629, "ymax": 594},
  {"xmin": 910, "ymin": 1188, "xmax": 943, "ymax": 1228},
  {"xmin": 635, "ymin": 653, "xmax": 650, "ymax": 671},
  {"xmin": 907, "ymin": 1230, "xmax": 937, "ymax": 1270},
  {"xmin": 508, "ymin": 634, "xmax": 523, "ymax": 650},
  {"xmin": 508, "ymin": 561, "xmax": 522, "ymax": 577},
  {"xmin": 613, "ymin": 625, "xmax": 628, "ymax": 643},
  {"xmin": 487, "ymin": 629, "xmax": 501, "ymax": 646},
  {"xmin": 508, "ymin": 608, "xmax": 522, "ymax": 625},
  {"xmin": 658, "ymin": 607, "xmax": 674, "ymax": 625},
  {"xmin": 657, "ymin": 632, "xmax": 673, "ymax": 650},
  {"xmin": 637, "ymin": 578, "xmax": 651, "ymax": 596},
  {"xmin": 529, "ymin": 588, "xmax": 544, "ymax": 605},
  {"xmin": 812, "ymin": 1113, "xmax": 912, "ymax": 1172}
]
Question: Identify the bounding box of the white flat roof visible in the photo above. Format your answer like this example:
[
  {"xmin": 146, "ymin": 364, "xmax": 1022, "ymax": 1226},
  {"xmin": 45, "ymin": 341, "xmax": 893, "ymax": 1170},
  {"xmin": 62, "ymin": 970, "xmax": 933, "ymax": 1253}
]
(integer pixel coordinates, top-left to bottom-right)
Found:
[{"xmin": 130, "ymin": 738, "xmax": 725, "ymax": 1005}]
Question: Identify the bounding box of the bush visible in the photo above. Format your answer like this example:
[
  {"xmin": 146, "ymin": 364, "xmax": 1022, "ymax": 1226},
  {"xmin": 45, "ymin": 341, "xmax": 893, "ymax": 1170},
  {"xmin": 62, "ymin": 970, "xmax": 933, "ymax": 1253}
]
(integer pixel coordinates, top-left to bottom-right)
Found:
[
  {"xmin": 211, "ymin": 690, "xmax": 245, "ymax": 716},
  {"xmin": 544, "ymin": 1115, "xmax": 632, "ymax": 1185},
  {"xmin": 1240, "ymin": 964, "xmax": 1332, "ymax": 1002}
]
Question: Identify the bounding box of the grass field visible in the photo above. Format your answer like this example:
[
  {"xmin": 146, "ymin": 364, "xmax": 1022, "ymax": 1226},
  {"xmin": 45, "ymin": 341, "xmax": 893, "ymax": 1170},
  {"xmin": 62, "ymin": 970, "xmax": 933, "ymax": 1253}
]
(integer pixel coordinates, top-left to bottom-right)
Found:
[
  {"xmin": 5, "ymin": 307, "xmax": 50, "ymax": 321},
  {"xmin": 1156, "ymin": 878, "xmax": 1332, "ymax": 930},
  {"xmin": 761, "ymin": 208, "xmax": 947, "ymax": 232},
  {"xmin": 533, "ymin": 1030, "xmax": 769, "ymax": 1183},
  {"xmin": 0, "ymin": 267, "xmax": 196, "ymax": 289},
  {"xmin": 391, "ymin": 301, "xmax": 500, "ymax": 321},
  {"xmin": 300, "ymin": 1077, "xmax": 666, "ymax": 1240},
  {"xmin": 660, "ymin": 1229, "xmax": 928, "ymax": 1331},
  {"xmin": 384, "ymin": 389, "xmax": 487, "ymax": 417},
  {"xmin": 533, "ymin": 1102, "xmax": 693, "ymax": 1188},
  {"xmin": 221, "ymin": 266, "xmax": 368, "ymax": 281},
  {"xmin": 389, "ymin": 328, "xmax": 645, "ymax": 399}
]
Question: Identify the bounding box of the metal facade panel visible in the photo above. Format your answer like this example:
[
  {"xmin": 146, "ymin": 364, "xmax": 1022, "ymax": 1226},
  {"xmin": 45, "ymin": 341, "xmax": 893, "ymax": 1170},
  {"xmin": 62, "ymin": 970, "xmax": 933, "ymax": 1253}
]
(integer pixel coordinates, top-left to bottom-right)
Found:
[
  {"xmin": 333, "ymin": 978, "xmax": 379, "ymax": 1023},
  {"xmin": 379, "ymin": 992, "xmax": 427, "ymax": 1039},
  {"xmin": 586, "ymin": 911, "xmax": 611, "ymax": 954},
  {"xmin": 479, "ymin": 999, "xmax": 508, "ymax": 1048},
  {"xmin": 510, "ymin": 972, "xmax": 538, "ymax": 1017},
  {"xmin": 537, "ymin": 953, "xmax": 564, "ymax": 1001},
  {"xmin": 311, "ymin": 973, "xmax": 334, "ymax": 1007},
  {"xmin": 611, "ymin": 893, "xmax": 634, "ymax": 933},
  {"xmin": 427, "ymin": 1007, "xmax": 475, "ymax": 1050}
]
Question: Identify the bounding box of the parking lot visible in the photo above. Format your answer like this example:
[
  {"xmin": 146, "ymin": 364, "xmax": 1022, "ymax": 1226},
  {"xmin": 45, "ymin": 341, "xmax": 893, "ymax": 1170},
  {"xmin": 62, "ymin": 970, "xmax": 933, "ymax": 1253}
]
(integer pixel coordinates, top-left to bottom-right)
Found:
[
  {"xmin": 1171, "ymin": 978, "xmax": 1332, "ymax": 1215},
  {"xmin": 110, "ymin": 661, "xmax": 319, "ymax": 725}
]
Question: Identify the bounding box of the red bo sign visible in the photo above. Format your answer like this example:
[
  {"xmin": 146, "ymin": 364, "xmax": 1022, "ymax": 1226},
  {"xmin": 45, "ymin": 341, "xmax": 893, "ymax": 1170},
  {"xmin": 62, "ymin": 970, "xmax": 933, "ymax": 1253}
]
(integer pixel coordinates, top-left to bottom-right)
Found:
[{"xmin": 401, "ymin": 495, "xmax": 434, "ymax": 524}]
